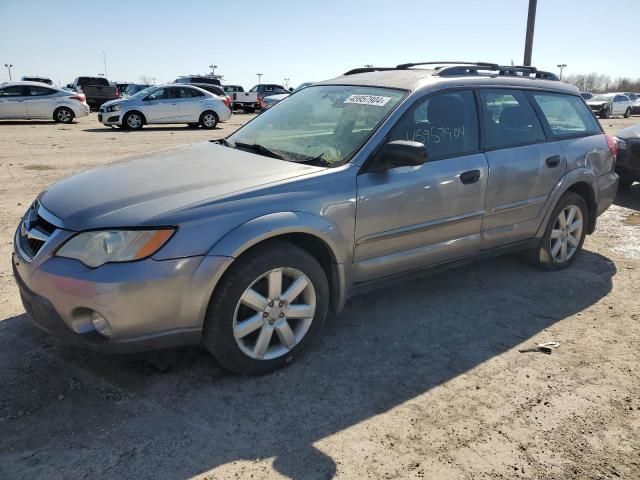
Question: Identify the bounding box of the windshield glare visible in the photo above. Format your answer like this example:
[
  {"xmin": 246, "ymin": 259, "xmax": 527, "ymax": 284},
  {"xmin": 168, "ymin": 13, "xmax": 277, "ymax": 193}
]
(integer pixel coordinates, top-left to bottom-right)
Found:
[
  {"xmin": 131, "ymin": 86, "xmax": 157, "ymax": 99},
  {"xmin": 228, "ymin": 85, "xmax": 405, "ymax": 166}
]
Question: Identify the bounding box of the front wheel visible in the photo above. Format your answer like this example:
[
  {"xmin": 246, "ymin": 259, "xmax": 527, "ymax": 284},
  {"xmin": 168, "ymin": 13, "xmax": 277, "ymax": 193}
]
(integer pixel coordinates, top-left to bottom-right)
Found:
[
  {"xmin": 528, "ymin": 192, "xmax": 588, "ymax": 270},
  {"xmin": 123, "ymin": 112, "xmax": 144, "ymax": 130},
  {"xmin": 600, "ymin": 108, "xmax": 610, "ymax": 119},
  {"xmin": 624, "ymin": 108, "xmax": 632, "ymax": 118},
  {"xmin": 53, "ymin": 107, "xmax": 74, "ymax": 124},
  {"xmin": 199, "ymin": 110, "xmax": 218, "ymax": 129},
  {"xmin": 202, "ymin": 240, "xmax": 329, "ymax": 376}
]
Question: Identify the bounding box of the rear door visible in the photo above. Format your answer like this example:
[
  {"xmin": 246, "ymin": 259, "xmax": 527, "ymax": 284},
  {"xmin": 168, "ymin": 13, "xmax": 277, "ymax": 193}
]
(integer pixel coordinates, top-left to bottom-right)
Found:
[
  {"xmin": 26, "ymin": 85, "xmax": 59, "ymax": 118},
  {"xmin": 354, "ymin": 89, "xmax": 488, "ymax": 281},
  {"xmin": 0, "ymin": 85, "xmax": 28, "ymax": 118},
  {"xmin": 479, "ymin": 88, "xmax": 565, "ymax": 249},
  {"xmin": 172, "ymin": 86, "xmax": 204, "ymax": 121}
]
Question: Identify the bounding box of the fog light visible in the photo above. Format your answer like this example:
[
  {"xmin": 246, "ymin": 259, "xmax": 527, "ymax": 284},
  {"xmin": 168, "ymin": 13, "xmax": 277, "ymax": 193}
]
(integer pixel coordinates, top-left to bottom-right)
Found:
[{"xmin": 90, "ymin": 311, "xmax": 112, "ymax": 338}]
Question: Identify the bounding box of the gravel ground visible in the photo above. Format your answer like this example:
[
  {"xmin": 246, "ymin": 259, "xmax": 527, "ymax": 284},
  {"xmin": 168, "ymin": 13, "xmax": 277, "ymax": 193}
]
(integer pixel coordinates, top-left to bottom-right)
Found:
[{"xmin": 0, "ymin": 114, "xmax": 639, "ymax": 480}]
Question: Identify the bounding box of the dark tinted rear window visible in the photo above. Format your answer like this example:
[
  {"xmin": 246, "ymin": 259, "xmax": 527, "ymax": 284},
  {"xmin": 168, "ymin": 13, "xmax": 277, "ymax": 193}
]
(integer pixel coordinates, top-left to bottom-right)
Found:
[
  {"xmin": 78, "ymin": 77, "xmax": 109, "ymax": 86},
  {"xmin": 530, "ymin": 93, "xmax": 601, "ymax": 137}
]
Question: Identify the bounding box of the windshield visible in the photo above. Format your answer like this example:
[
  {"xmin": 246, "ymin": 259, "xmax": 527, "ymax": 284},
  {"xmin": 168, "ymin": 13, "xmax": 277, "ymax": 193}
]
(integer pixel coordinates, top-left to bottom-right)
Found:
[
  {"xmin": 590, "ymin": 95, "xmax": 613, "ymax": 102},
  {"xmin": 125, "ymin": 84, "xmax": 150, "ymax": 95},
  {"xmin": 227, "ymin": 85, "xmax": 406, "ymax": 166},
  {"xmin": 130, "ymin": 86, "xmax": 157, "ymax": 99}
]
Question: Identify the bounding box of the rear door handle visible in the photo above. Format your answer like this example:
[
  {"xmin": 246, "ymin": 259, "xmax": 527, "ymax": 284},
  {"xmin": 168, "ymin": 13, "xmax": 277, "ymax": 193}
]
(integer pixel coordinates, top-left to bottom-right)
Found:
[
  {"xmin": 546, "ymin": 155, "xmax": 561, "ymax": 168},
  {"xmin": 460, "ymin": 169, "xmax": 481, "ymax": 185}
]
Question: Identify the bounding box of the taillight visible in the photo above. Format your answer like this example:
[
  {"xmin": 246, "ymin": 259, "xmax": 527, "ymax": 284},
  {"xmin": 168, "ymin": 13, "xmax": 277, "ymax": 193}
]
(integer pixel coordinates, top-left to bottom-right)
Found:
[
  {"xmin": 258, "ymin": 96, "xmax": 264, "ymax": 109},
  {"xmin": 605, "ymin": 133, "xmax": 618, "ymax": 157},
  {"xmin": 233, "ymin": 92, "xmax": 237, "ymax": 101},
  {"xmin": 115, "ymin": 87, "xmax": 120, "ymax": 97},
  {"xmin": 223, "ymin": 97, "xmax": 231, "ymax": 109},
  {"xmin": 69, "ymin": 94, "xmax": 86, "ymax": 103}
]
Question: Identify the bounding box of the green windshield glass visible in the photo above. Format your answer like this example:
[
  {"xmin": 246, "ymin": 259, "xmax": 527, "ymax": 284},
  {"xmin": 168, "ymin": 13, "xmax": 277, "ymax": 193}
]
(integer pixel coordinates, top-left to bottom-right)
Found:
[{"xmin": 228, "ymin": 85, "xmax": 406, "ymax": 166}]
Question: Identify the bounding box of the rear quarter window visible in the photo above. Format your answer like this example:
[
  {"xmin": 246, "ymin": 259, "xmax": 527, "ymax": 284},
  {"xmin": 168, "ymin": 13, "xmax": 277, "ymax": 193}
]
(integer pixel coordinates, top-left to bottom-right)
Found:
[{"xmin": 530, "ymin": 93, "xmax": 601, "ymax": 138}]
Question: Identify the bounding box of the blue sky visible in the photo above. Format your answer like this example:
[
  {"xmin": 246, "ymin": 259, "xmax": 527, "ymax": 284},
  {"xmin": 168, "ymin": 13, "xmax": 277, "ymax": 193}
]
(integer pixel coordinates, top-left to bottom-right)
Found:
[{"xmin": 1, "ymin": 0, "xmax": 638, "ymax": 88}]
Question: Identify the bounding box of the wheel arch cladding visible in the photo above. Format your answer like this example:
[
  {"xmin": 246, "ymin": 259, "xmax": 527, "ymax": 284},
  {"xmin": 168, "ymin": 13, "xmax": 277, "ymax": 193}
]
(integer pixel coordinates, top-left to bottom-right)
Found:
[{"xmin": 566, "ymin": 181, "xmax": 596, "ymax": 234}]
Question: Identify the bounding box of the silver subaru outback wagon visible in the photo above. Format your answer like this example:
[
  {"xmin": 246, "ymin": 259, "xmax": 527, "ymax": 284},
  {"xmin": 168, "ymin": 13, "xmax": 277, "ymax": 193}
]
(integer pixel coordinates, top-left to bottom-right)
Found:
[{"xmin": 13, "ymin": 62, "xmax": 619, "ymax": 375}]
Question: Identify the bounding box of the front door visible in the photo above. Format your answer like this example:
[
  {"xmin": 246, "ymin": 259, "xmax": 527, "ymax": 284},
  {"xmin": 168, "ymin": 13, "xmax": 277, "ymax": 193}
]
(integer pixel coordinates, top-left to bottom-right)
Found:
[
  {"xmin": 0, "ymin": 85, "xmax": 28, "ymax": 118},
  {"xmin": 478, "ymin": 88, "xmax": 566, "ymax": 249},
  {"xmin": 354, "ymin": 90, "xmax": 488, "ymax": 282},
  {"xmin": 141, "ymin": 87, "xmax": 178, "ymax": 122}
]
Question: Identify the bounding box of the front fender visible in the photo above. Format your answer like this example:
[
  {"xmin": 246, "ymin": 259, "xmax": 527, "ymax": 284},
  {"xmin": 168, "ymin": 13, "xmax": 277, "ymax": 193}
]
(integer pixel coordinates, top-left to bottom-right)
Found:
[{"xmin": 207, "ymin": 211, "xmax": 351, "ymax": 313}]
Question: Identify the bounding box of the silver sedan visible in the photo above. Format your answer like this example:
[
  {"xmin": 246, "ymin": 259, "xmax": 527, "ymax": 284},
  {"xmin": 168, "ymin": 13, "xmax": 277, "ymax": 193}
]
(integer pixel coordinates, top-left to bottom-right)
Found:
[
  {"xmin": 98, "ymin": 84, "xmax": 232, "ymax": 130},
  {"xmin": 0, "ymin": 81, "xmax": 89, "ymax": 123}
]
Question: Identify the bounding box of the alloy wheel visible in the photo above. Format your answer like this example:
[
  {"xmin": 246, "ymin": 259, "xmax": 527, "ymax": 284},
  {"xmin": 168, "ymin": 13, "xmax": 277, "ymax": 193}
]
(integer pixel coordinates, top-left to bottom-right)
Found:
[
  {"xmin": 550, "ymin": 205, "xmax": 583, "ymax": 263},
  {"xmin": 233, "ymin": 267, "xmax": 316, "ymax": 360},
  {"xmin": 203, "ymin": 113, "xmax": 216, "ymax": 128},
  {"xmin": 57, "ymin": 109, "xmax": 71, "ymax": 122},
  {"xmin": 127, "ymin": 114, "xmax": 142, "ymax": 129}
]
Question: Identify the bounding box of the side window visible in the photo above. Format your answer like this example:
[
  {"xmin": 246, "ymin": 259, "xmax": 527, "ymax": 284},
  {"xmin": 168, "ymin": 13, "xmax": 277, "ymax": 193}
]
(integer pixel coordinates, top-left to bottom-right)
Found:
[
  {"xmin": 0, "ymin": 86, "xmax": 25, "ymax": 97},
  {"xmin": 480, "ymin": 89, "xmax": 545, "ymax": 149},
  {"xmin": 249, "ymin": 86, "xmax": 258, "ymax": 92},
  {"xmin": 387, "ymin": 90, "xmax": 479, "ymax": 159},
  {"xmin": 530, "ymin": 93, "xmax": 601, "ymax": 137},
  {"xmin": 176, "ymin": 87, "xmax": 202, "ymax": 98},
  {"xmin": 28, "ymin": 86, "xmax": 55, "ymax": 96},
  {"xmin": 146, "ymin": 88, "xmax": 167, "ymax": 100}
]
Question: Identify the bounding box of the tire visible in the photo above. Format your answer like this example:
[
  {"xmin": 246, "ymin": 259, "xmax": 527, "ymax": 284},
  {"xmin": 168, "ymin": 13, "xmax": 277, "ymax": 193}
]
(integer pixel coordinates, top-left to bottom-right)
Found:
[
  {"xmin": 619, "ymin": 176, "xmax": 635, "ymax": 189},
  {"xmin": 123, "ymin": 111, "xmax": 144, "ymax": 130},
  {"xmin": 528, "ymin": 192, "xmax": 588, "ymax": 271},
  {"xmin": 199, "ymin": 110, "xmax": 218, "ymax": 129},
  {"xmin": 202, "ymin": 240, "xmax": 330, "ymax": 376},
  {"xmin": 187, "ymin": 123, "xmax": 200, "ymax": 128},
  {"xmin": 53, "ymin": 107, "xmax": 74, "ymax": 124},
  {"xmin": 624, "ymin": 108, "xmax": 632, "ymax": 118},
  {"xmin": 599, "ymin": 108, "xmax": 610, "ymax": 119}
]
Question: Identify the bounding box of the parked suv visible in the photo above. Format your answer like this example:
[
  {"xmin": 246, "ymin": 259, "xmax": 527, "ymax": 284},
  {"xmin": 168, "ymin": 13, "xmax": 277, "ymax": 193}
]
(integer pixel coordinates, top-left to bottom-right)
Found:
[
  {"xmin": 13, "ymin": 62, "xmax": 618, "ymax": 376},
  {"xmin": 174, "ymin": 75, "xmax": 221, "ymax": 86}
]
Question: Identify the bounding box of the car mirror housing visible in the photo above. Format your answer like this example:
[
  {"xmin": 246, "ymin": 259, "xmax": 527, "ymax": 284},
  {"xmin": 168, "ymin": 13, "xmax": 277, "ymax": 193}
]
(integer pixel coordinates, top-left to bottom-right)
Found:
[{"xmin": 373, "ymin": 140, "xmax": 427, "ymax": 171}]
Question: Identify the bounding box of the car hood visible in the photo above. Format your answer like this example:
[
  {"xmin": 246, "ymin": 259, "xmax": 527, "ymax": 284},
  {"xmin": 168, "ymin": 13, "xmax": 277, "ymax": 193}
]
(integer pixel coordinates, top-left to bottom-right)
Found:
[
  {"xmin": 101, "ymin": 98, "xmax": 127, "ymax": 108},
  {"xmin": 265, "ymin": 94, "xmax": 289, "ymax": 102},
  {"xmin": 616, "ymin": 123, "xmax": 640, "ymax": 140},
  {"xmin": 586, "ymin": 99, "xmax": 609, "ymax": 105},
  {"xmin": 39, "ymin": 142, "xmax": 323, "ymax": 230}
]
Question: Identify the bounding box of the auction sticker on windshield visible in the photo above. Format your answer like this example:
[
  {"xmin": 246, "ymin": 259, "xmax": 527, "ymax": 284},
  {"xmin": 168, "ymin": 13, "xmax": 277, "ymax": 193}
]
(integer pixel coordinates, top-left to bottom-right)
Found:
[{"xmin": 344, "ymin": 94, "xmax": 392, "ymax": 106}]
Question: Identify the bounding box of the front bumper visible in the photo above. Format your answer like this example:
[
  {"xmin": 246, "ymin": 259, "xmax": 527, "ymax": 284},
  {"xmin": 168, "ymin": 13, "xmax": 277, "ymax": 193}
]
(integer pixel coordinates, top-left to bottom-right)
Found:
[
  {"xmin": 98, "ymin": 108, "xmax": 121, "ymax": 126},
  {"xmin": 12, "ymin": 220, "xmax": 234, "ymax": 352}
]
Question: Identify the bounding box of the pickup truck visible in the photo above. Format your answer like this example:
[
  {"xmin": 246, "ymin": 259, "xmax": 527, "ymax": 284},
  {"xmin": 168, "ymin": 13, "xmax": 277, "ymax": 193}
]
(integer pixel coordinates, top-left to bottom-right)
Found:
[
  {"xmin": 223, "ymin": 85, "xmax": 261, "ymax": 113},
  {"xmin": 67, "ymin": 76, "xmax": 118, "ymax": 109}
]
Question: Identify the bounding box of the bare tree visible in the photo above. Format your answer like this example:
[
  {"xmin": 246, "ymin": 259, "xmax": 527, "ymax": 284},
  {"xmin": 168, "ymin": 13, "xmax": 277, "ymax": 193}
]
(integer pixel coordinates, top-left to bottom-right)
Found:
[
  {"xmin": 564, "ymin": 72, "xmax": 640, "ymax": 93},
  {"xmin": 139, "ymin": 75, "xmax": 154, "ymax": 85}
]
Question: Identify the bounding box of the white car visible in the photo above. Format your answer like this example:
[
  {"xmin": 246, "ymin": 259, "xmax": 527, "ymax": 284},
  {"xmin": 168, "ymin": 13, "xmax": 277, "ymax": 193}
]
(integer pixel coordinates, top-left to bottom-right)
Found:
[
  {"xmin": 0, "ymin": 81, "xmax": 89, "ymax": 123},
  {"xmin": 586, "ymin": 93, "xmax": 633, "ymax": 119},
  {"xmin": 98, "ymin": 84, "xmax": 232, "ymax": 130}
]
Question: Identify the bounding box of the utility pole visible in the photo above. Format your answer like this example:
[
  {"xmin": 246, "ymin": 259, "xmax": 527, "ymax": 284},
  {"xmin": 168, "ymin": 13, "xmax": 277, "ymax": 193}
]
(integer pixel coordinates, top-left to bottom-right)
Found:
[
  {"xmin": 284, "ymin": 77, "xmax": 290, "ymax": 88},
  {"xmin": 4, "ymin": 63, "xmax": 13, "ymax": 81},
  {"xmin": 557, "ymin": 63, "xmax": 567, "ymax": 80},
  {"xmin": 102, "ymin": 51, "xmax": 108, "ymax": 78},
  {"xmin": 257, "ymin": 73, "xmax": 263, "ymax": 85},
  {"xmin": 523, "ymin": 0, "xmax": 537, "ymax": 66},
  {"xmin": 209, "ymin": 64, "xmax": 218, "ymax": 76}
]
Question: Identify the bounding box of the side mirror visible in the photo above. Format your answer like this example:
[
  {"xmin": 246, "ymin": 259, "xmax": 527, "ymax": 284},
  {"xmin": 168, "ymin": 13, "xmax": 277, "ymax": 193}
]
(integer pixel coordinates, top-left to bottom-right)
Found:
[{"xmin": 373, "ymin": 140, "xmax": 427, "ymax": 171}]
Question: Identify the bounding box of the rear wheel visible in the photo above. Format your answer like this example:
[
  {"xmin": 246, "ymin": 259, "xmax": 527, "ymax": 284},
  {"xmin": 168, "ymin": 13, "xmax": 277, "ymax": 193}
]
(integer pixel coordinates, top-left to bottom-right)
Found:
[
  {"xmin": 53, "ymin": 107, "xmax": 74, "ymax": 124},
  {"xmin": 202, "ymin": 241, "xmax": 329, "ymax": 376},
  {"xmin": 123, "ymin": 111, "xmax": 144, "ymax": 130},
  {"xmin": 528, "ymin": 192, "xmax": 588, "ymax": 270},
  {"xmin": 199, "ymin": 110, "xmax": 218, "ymax": 129},
  {"xmin": 624, "ymin": 108, "xmax": 632, "ymax": 118}
]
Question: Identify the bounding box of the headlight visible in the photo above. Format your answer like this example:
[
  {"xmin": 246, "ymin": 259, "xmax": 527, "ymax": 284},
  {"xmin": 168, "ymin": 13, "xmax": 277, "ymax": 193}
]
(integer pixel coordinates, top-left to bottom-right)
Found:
[
  {"xmin": 56, "ymin": 229, "xmax": 175, "ymax": 268},
  {"xmin": 106, "ymin": 104, "xmax": 121, "ymax": 112}
]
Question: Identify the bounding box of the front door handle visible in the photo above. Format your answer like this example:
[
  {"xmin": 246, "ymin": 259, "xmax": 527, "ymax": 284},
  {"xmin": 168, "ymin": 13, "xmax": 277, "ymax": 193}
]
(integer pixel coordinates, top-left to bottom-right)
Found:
[
  {"xmin": 546, "ymin": 155, "xmax": 561, "ymax": 168},
  {"xmin": 460, "ymin": 169, "xmax": 481, "ymax": 185}
]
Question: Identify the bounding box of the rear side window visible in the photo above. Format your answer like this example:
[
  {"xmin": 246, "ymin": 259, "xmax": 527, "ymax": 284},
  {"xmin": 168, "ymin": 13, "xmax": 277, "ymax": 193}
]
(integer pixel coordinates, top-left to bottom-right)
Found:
[
  {"xmin": 28, "ymin": 86, "xmax": 55, "ymax": 96},
  {"xmin": 480, "ymin": 89, "xmax": 545, "ymax": 149},
  {"xmin": 530, "ymin": 93, "xmax": 601, "ymax": 137},
  {"xmin": 388, "ymin": 90, "xmax": 479, "ymax": 159}
]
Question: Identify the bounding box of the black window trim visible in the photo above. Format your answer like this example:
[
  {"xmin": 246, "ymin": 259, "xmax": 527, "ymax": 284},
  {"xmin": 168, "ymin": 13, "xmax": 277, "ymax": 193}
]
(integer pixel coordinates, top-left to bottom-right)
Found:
[{"xmin": 0, "ymin": 85, "xmax": 28, "ymax": 97}]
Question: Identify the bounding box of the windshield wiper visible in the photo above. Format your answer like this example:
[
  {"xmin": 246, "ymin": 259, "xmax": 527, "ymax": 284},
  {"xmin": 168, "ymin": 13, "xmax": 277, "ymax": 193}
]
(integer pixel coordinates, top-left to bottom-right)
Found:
[{"xmin": 233, "ymin": 142, "xmax": 289, "ymax": 161}]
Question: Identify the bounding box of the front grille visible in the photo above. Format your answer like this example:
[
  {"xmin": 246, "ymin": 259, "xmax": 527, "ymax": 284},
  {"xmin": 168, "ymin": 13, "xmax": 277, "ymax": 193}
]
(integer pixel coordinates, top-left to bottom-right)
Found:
[{"xmin": 17, "ymin": 201, "xmax": 59, "ymax": 261}]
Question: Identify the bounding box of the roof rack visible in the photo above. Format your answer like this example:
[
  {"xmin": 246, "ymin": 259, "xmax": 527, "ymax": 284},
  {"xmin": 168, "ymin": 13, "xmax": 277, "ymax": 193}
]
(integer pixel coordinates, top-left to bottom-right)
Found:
[{"xmin": 343, "ymin": 61, "xmax": 559, "ymax": 81}]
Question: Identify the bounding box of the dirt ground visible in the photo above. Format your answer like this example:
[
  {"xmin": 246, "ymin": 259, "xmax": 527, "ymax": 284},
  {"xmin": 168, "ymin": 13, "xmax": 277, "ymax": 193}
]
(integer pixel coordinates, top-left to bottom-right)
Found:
[{"xmin": 0, "ymin": 114, "xmax": 639, "ymax": 480}]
